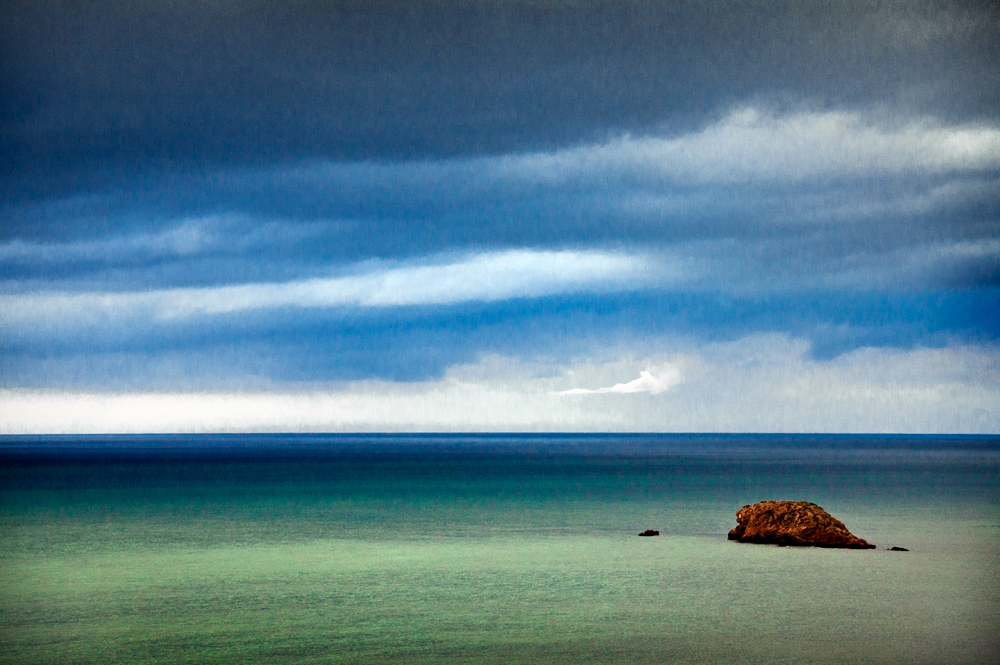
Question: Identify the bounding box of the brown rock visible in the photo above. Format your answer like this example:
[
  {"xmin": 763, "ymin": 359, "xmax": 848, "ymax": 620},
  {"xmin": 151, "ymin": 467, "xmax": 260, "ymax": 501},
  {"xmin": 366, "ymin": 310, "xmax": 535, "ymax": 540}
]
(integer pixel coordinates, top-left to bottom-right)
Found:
[{"xmin": 727, "ymin": 500, "xmax": 875, "ymax": 549}]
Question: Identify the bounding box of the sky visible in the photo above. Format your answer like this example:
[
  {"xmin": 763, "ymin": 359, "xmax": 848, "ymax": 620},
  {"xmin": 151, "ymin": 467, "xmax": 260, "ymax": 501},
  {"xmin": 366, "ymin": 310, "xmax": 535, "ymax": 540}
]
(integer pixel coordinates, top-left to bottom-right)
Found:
[{"xmin": 1, "ymin": 0, "xmax": 998, "ymax": 433}]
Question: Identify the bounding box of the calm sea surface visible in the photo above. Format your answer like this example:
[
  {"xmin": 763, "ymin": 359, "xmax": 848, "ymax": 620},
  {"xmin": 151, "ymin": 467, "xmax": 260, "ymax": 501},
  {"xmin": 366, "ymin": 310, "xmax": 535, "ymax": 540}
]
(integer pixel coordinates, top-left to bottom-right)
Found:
[{"xmin": 1, "ymin": 434, "xmax": 998, "ymax": 664}]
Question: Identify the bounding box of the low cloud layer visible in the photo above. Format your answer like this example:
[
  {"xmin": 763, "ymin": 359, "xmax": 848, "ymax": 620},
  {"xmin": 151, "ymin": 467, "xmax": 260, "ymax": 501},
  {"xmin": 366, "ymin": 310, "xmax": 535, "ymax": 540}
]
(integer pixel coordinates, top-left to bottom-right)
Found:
[{"xmin": 3, "ymin": 336, "xmax": 995, "ymax": 434}]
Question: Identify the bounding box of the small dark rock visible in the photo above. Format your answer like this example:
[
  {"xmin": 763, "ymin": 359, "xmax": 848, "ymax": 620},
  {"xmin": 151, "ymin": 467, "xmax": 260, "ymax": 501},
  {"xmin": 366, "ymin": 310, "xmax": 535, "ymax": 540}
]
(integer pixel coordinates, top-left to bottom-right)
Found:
[
  {"xmin": 638, "ymin": 530, "xmax": 659, "ymax": 537},
  {"xmin": 888, "ymin": 546, "xmax": 909, "ymax": 551}
]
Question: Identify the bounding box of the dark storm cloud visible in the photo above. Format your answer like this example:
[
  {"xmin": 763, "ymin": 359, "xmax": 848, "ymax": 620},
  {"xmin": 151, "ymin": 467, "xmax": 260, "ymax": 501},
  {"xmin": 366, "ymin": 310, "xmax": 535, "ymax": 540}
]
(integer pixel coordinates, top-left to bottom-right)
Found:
[
  {"xmin": 3, "ymin": 107, "xmax": 997, "ymax": 297},
  {"xmin": 3, "ymin": 0, "xmax": 999, "ymax": 199},
  {"xmin": 1, "ymin": 0, "xmax": 998, "ymax": 411}
]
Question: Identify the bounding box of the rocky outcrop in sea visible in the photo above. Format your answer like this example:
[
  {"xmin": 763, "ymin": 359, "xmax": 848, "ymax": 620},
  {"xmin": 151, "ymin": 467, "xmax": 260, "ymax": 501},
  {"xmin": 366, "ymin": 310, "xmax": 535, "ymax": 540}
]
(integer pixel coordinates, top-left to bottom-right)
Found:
[{"xmin": 727, "ymin": 500, "xmax": 875, "ymax": 549}]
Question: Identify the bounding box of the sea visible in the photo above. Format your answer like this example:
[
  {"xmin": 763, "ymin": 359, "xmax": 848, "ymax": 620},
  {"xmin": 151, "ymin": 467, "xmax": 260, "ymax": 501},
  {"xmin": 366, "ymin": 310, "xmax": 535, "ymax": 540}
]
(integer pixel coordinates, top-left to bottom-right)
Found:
[{"xmin": 1, "ymin": 434, "xmax": 998, "ymax": 664}]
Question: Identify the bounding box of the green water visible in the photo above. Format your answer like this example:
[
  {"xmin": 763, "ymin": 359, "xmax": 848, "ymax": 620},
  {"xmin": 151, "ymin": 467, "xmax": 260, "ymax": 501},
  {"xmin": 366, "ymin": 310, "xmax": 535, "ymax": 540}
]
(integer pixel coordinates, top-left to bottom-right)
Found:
[{"xmin": 2, "ymin": 435, "xmax": 998, "ymax": 664}]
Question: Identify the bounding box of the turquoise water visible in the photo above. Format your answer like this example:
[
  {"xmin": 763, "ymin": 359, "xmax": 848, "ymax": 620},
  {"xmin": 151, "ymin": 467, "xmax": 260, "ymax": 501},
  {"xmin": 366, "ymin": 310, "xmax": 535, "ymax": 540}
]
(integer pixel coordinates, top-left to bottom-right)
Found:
[{"xmin": 2, "ymin": 435, "xmax": 998, "ymax": 664}]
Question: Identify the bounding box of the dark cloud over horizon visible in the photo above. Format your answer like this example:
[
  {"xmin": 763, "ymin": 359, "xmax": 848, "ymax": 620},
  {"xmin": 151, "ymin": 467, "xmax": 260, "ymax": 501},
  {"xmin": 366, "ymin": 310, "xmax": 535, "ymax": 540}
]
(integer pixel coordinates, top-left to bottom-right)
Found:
[{"xmin": 3, "ymin": 1, "xmax": 999, "ymax": 193}]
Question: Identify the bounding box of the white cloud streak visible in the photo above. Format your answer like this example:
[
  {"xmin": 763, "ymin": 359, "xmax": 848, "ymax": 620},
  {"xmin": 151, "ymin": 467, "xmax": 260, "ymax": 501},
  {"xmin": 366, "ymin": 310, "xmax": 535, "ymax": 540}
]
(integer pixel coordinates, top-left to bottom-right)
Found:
[
  {"xmin": 283, "ymin": 109, "xmax": 1000, "ymax": 194},
  {"xmin": 503, "ymin": 108, "xmax": 1000, "ymax": 186},
  {"xmin": 0, "ymin": 217, "xmax": 223, "ymax": 265},
  {"xmin": 0, "ymin": 215, "xmax": 333, "ymax": 267},
  {"xmin": 0, "ymin": 250, "xmax": 671, "ymax": 329}
]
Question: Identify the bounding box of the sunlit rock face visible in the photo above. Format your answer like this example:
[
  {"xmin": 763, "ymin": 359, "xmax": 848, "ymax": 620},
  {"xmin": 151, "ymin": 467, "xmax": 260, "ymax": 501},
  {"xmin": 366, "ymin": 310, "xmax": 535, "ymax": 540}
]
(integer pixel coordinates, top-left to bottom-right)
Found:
[{"xmin": 728, "ymin": 501, "xmax": 875, "ymax": 549}]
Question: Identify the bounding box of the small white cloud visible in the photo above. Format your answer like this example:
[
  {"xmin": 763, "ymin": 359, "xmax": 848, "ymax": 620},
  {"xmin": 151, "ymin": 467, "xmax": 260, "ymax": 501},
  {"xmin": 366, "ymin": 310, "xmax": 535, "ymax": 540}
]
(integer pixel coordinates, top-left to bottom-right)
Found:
[{"xmin": 558, "ymin": 365, "xmax": 682, "ymax": 395}]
